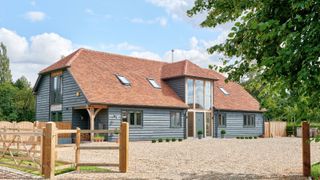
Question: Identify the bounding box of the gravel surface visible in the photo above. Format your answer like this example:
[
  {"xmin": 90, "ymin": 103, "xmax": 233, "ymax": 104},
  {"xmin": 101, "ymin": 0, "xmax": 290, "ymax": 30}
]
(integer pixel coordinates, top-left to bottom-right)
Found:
[{"xmin": 56, "ymin": 137, "xmax": 320, "ymax": 179}]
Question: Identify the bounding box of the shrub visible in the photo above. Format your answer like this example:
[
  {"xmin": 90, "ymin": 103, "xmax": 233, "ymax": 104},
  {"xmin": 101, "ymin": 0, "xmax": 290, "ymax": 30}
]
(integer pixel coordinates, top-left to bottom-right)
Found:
[
  {"xmin": 178, "ymin": 138, "xmax": 183, "ymax": 142},
  {"xmin": 240, "ymin": 137, "xmax": 244, "ymax": 139},
  {"xmin": 165, "ymin": 138, "xmax": 170, "ymax": 142},
  {"xmin": 254, "ymin": 136, "xmax": 257, "ymax": 139},
  {"xmin": 221, "ymin": 129, "xmax": 226, "ymax": 135},
  {"xmin": 245, "ymin": 137, "xmax": 249, "ymax": 139},
  {"xmin": 286, "ymin": 124, "xmax": 295, "ymax": 136},
  {"xmin": 158, "ymin": 138, "xmax": 163, "ymax": 143},
  {"xmin": 249, "ymin": 136, "xmax": 253, "ymax": 139},
  {"xmin": 172, "ymin": 138, "xmax": 176, "ymax": 142},
  {"xmin": 236, "ymin": 137, "xmax": 240, "ymax": 139},
  {"xmin": 151, "ymin": 139, "xmax": 156, "ymax": 143},
  {"xmin": 197, "ymin": 130, "xmax": 203, "ymax": 135}
]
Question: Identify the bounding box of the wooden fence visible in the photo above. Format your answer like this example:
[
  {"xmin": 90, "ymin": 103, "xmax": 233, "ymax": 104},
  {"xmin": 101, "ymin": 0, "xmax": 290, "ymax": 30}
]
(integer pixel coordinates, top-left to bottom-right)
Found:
[
  {"xmin": 0, "ymin": 121, "xmax": 129, "ymax": 179},
  {"xmin": 264, "ymin": 121, "xmax": 287, "ymax": 137}
]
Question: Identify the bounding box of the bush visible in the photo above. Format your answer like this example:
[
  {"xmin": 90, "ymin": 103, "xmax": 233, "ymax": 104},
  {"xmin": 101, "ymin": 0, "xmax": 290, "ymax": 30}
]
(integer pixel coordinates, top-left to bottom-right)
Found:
[
  {"xmin": 240, "ymin": 137, "xmax": 244, "ymax": 139},
  {"xmin": 178, "ymin": 138, "xmax": 183, "ymax": 142},
  {"xmin": 286, "ymin": 124, "xmax": 296, "ymax": 136},
  {"xmin": 151, "ymin": 139, "xmax": 156, "ymax": 143},
  {"xmin": 254, "ymin": 136, "xmax": 257, "ymax": 139},
  {"xmin": 236, "ymin": 137, "xmax": 240, "ymax": 139},
  {"xmin": 172, "ymin": 138, "xmax": 176, "ymax": 142},
  {"xmin": 249, "ymin": 136, "xmax": 253, "ymax": 139},
  {"xmin": 197, "ymin": 130, "xmax": 203, "ymax": 135},
  {"xmin": 245, "ymin": 137, "xmax": 249, "ymax": 139},
  {"xmin": 158, "ymin": 138, "xmax": 163, "ymax": 143},
  {"xmin": 221, "ymin": 129, "xmax": 226, "ymax": 135},
  {"xmin": 165, "ymin": 138, "xmax": 170, "ymax": 142}
]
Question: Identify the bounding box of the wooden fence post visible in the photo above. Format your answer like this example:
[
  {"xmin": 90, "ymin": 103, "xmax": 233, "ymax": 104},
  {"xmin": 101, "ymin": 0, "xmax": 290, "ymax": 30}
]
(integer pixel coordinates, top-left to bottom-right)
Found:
[
  {"xmin": 119, "ymin": 122, "xmax": 129, "ymax": 173},
  {"xmin": 75, "ymin": 127, "xmax": 80, "ymax": 171},
  {"xmin": 42, "ymin": 122, "xmax": 56, "ymax": 179},
  {"xmin": 302, "ymin": 121, "xmax": 311, "ymax": 177}
]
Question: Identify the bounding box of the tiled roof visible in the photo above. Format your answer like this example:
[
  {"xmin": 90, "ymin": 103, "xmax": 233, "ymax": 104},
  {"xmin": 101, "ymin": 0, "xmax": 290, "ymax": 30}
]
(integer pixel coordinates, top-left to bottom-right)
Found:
[
  {"xmin": 161, "ymin": 60, "xmax": 218, "ymax": 80},
  {"xmin": 211, "ymin": 71, "xmax": 264, "ymax": 112},
  {"xmin": 39, "ymin": 48, "xmax": 262, "ymax": 112}
]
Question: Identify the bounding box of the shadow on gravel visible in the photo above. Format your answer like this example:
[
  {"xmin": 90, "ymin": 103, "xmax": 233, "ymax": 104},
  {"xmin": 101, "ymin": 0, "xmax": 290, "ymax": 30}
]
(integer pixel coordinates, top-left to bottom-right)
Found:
[{"xmin": 180, "ymin": 171, "xmax": 305, "ymax": 180}]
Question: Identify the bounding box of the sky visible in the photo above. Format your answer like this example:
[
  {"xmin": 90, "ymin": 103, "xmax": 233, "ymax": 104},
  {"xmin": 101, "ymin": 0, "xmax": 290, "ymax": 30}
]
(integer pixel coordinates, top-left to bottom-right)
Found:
[{"xmin": 0, "ymin": 0, "xmax": 231, "ymax": 85}]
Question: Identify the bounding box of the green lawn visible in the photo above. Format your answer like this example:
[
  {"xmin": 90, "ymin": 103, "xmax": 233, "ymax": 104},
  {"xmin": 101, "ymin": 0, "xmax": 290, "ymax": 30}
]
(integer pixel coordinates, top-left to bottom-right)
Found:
[
  {"xmin": 0, "ymin": 157, "xmax": 110, "ymax": 176},
  {"xmin": 312, "ymin": 162, "xmax": 320, "ymax": 178}
]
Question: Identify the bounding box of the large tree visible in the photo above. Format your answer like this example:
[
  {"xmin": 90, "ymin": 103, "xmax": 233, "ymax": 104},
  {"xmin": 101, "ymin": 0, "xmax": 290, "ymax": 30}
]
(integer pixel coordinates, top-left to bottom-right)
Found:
[
  {"xmin": 188, "ymin": 0, "xmax": 320, "ymax": 120},
  {"xmin": 0, "ymin": 43, "xmax": 12, "ymax": 84}
]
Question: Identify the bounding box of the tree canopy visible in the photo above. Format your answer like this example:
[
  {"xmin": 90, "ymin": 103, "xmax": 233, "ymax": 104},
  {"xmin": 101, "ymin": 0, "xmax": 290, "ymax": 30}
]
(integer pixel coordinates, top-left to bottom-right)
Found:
[
  {"xmin": 0, "ymin": 43, "xmax": 35, "ymax": 121},
  {"xmin": 188, "ymin": 0, "xmax": 320, "ymax": 121}
]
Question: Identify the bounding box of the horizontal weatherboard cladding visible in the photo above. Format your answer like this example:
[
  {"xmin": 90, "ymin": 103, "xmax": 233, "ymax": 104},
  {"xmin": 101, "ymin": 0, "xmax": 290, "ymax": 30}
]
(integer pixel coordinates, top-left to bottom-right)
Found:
[
  {"xmin": 108, "ymin": 107, "xmax": 186, "ymax": 141},
  {"xmin": 165, "ymin": 77, "xmax": 185, "ymax": 102},
  {"xmin": 215, "ymin": 111, "xmax": 264, "ymax": 138},
  {"xmin": 62, "ymin": 70, "xmax": 87, "ymax": 121},
  {"xmin": 35, "ymin": 75, "xmax": 50, "ymax": 121}
]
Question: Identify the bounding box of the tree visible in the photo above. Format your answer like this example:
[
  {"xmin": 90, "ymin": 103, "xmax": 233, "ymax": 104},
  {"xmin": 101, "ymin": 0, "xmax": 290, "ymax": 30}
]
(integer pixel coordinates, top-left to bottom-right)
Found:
[
  {"xmin": 14, "ymin": 76, "xmax": 31, "ymax": 89},
  {"xmin": 188, "ymin": 0, "xmax": 320, "ymax": 120},
  {"xmin": 0, "ymin": 43, "xmax": 12, "ymax": 84}
]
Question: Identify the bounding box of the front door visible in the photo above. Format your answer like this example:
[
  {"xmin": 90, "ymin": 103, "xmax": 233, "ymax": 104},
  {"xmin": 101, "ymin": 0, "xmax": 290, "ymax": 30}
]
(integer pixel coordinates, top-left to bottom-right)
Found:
[
  {"xmin": 196, "ymin": 112, "xmax": 204, "ymax": 136},
  {"xmin": 188, "ymin": 112, "xmax": 194, "ymax": 137}
]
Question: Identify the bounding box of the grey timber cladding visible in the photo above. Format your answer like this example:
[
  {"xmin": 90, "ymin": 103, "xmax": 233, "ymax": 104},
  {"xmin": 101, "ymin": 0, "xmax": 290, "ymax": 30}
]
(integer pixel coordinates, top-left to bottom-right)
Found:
[
  {"xmin": 35, "ymin": 75, "xmax": 50, "ymax": 121},
  {"xmin": 108, "ymin": 107, "xmax": 186, "ymax": 141},
  {"xmin": 215, "ymin": 111, "xmax": 264, "ymax": 138},
  {"xmin": 62, "ymin": 70, "xmax": 87, "ymax": 121},
  {"xmin": 165, "ymin": 78, "xmax": 185, "ymax": 101}
]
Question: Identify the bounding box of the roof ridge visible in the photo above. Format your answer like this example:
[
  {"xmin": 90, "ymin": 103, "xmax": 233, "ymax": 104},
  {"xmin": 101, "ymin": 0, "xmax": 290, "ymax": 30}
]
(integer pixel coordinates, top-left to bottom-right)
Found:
[
  {"xmin": 80, "ymin": 48, "xmax": 169, "ymax": 65},
  {"xmin": 65, "ymin": 48, "xmax": 84, "ymax": 66}
]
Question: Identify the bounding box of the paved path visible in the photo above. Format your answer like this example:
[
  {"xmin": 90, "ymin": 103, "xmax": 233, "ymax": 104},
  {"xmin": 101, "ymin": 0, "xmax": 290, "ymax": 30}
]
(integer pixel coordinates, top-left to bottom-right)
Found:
[{"xmin": 0, "ymin": 166, "xmax": 41, "ymax": 179}]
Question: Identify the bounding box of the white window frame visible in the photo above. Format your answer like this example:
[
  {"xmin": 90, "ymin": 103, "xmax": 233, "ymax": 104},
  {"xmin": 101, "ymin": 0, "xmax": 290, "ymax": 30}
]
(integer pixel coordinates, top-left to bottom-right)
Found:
[
  {"xmin": 116, "ymin": 74, "xmax": 130, "ymax": 86},
  {"xmin": 147, "ymin": 78, "xmax": 161, "ymax": 88}
]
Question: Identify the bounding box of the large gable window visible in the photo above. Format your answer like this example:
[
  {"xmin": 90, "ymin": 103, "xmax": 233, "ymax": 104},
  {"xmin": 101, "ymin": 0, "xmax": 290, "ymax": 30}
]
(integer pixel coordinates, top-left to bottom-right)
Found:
[
  {"xmin": 187, "ymin": 79, "xmax": 194, "ymax": 108},
  {"xmin": 51, "ymin": 74, "xmax": 62, "ymax": 104},
  {"xmin": 170, "ymin": 112, "xmax": 182, "ymax": 128},
  {"xmin": 148, "ymin": 78, "xmax": 161, "ymax": 88},
  {"xmin": 243, "ymin": 114, "xmax": 255, "ymax": 128},
  {"xmin": 195, "ymin": 80, "xmax": 204, "ymax": 109},
  {"xmin": 122, "ymin": 110, "xmax": 143, "ymax": 127},
  {"xmin": 116, "ymin": 74, "xmax": 130, "ymax": 86}
]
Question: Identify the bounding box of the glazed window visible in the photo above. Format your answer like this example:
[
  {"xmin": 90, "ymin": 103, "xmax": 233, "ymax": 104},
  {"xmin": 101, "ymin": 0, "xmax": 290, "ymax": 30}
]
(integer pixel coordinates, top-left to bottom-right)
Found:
[
  {"xmin": 195, "ymin": 80, "xmax": 204, "ymax": 109},
  {"xmin": 219, "ymin": 87, "xmax": 229, "ymax": 95},
  {"xmin": 218, "ymin": 113, "xmax": 226, "ymax": 127},
  {"xmin": 51, "ymin": 75, "xmax": 62, "ymax": 104},
  {"xmin": 116, "ymin": 74, "xmax": 130, "ymax": 86},
  {"xmin": 170, "ymin": 112, "xmax": 181, "ymax": 128},
  {"xmin": 187, "ymin": 79, "xmax": 194, "ymax": 108},
  {"xmin": 243, "ymin": 114, "xmax": 255, "ymax": 128},
  {"xmin": 122, "ymin": 110, "xmax": 143, "ymax": 127},
  {"xmin": 148, "ymin": 79, "xmax": 161, "ymax": 88},
  {"xmin": 51, "ymin": 111, "xmax": 62, "ymax": 122}
]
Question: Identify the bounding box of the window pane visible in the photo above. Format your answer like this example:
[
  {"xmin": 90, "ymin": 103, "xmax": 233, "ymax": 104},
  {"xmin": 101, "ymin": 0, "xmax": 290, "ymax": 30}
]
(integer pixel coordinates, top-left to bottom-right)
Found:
[
  {"xmin": 187, "ymin": 79, "xmax": 194, "ymax": 108},
  {"xmin": 205, "ymin": 81, "xmax": 212, "ymax": 109},
  {"xmin": 136, "ymin": 112, "xmax": 142, "ymax": 125},
  {"xmin": 176, "ymin": 112, "xmax": 181, "ymax": 127},
  {"xmin": 243, "ymin": 115, "xmax": 247, "ymax": 126},
  {"xmin": 219, "ymin": 87, "xmax": 229, "ymax": 95},
  {"xmin": 129, "ymin": 112, "xmax": 135, "ymax": 125},
  {"xmin": 148, "ymin": 79, "xmax": 161, "ymax": 88},
  {"xmin": 116, "ymin": 75, "xmax": 130, "ymax": 85},
  {"xmin": 195, "ymin": 80, "xmax": 204, "ymax": 109}
]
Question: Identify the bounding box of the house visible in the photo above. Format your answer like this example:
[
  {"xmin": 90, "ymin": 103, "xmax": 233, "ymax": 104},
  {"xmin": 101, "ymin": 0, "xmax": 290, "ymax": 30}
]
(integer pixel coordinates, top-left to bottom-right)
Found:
[{"xmin": 33, "ymin": 48, "xmax": 264, "ymax": 142}]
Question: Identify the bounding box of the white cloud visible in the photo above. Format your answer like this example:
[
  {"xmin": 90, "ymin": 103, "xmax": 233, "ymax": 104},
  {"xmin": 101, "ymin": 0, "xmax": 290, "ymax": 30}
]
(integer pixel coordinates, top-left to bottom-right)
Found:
[
  {"xmin": 0, "ymin": 28, "xmax": 76, "ymax": 84},
  {"xmin": 130, "ymin": 51, "xmax": 162, "ymax": 60},
  {"xmin": 130, "ymin": 17, "xmax": 167, "ymax": 27},
  {"xmin": 84, "ymin": 8, "xmax": 95, "ymax": 15},
  {"xmin": 25, "ymin": 11, "xmax": 46, "ymax": 22},
  {"xmin": 146, "ymin": 0, "xmax": 192, "ymax": 20},
  {"xmin": 99, "ymin": 42, "xmax": 144, "ymax": 52}
]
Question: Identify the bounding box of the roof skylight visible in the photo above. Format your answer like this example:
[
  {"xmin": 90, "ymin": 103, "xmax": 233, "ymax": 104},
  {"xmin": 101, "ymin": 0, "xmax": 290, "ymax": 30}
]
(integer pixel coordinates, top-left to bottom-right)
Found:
[
  {"xmin": 116, "ymin": 74, "xmax": 130, "ymax": 86},
  {"xmin": 148, "ymin": 79, "xmax": 161, "ymax": 88},
  {"xmin": 219, "ymin": 87, "xmax": 229, "ymax": 95}
]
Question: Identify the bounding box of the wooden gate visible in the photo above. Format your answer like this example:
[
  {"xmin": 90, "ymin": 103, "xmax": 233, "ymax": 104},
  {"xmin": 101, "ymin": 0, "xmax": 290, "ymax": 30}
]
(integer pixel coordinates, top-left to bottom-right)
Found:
[
  {"xmin": 0, "ymin": 121, "xmax": 43, "ymax": 173},
  {"xmin": 264, "ymin": 121, "xmax": 287, "ymax": 137}
]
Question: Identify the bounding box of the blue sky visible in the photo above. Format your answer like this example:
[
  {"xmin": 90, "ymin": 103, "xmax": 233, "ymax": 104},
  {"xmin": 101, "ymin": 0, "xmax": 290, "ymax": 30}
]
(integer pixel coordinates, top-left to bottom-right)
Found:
[{"xmin": 0, "ymin": 0, "xmax": 230, "ymax": 84}]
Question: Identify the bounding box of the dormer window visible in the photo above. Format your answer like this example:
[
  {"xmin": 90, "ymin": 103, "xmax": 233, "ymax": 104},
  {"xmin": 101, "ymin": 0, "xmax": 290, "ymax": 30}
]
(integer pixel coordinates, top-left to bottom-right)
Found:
[
  {"xmin": 116, "ymin": 74, "xmax": 130, "ymax": 86},
  {"xmin": 219, "ymin": 87, "xmax": 229, "ymax": 95},
  {"xmin": 148, "ymin": 78, "xmax": 161, "ymax": 89}
]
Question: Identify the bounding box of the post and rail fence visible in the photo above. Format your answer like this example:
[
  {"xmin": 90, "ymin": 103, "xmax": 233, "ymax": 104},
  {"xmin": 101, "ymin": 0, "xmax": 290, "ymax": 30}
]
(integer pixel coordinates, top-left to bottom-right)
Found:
[{"xmin": 0, "ymin": 121, "xmax": 129, "ymax": 179}]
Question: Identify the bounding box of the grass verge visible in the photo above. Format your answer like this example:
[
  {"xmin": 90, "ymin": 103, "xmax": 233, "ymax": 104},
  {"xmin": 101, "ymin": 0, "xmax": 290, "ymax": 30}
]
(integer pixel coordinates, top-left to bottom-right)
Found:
[
  {"xmin": 0, "ymin": 157, "xmax": 110, "ymax": 176},
  {"xmin": 312, "ymin": 162, "xmax": 320, "ymax": 178}
]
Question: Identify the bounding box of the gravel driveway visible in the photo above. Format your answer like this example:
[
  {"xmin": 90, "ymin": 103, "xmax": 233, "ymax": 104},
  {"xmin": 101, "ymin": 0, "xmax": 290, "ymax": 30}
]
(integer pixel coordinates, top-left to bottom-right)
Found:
[{"xmin": 56, "ymin": 137, "xmax": 320, "ymax": 179}]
